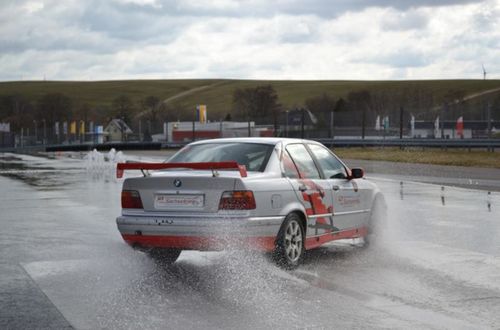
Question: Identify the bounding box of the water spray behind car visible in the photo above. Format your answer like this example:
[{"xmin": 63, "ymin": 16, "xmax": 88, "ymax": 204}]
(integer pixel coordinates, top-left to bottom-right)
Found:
[{"xmin": 85, "ymin": 148, "xmax": 125, "ymax": 181}]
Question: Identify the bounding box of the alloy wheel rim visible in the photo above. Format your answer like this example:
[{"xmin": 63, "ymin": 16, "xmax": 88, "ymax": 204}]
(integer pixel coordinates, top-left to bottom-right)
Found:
[{"xmin": 284, "ymin": 220, "xmax": 302, "ymax": 262}]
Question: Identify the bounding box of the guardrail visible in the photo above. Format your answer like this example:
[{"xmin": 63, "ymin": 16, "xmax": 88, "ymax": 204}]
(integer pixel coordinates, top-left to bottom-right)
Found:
[
  {"xmin": 44, "ymin": 142, "xmax": 163, "ymax": 152},
  {"xmin": 1, "ymin": 138, "xmax": 499, "ymax": 153},
  {"xmin": 315, "ymin": 138, "xmax": 499, "ymax": 150}
]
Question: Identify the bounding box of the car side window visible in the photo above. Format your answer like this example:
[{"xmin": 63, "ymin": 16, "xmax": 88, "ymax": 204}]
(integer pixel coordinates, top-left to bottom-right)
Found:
[
  {"xmin": 281, "ymin": 150, "xmax": 300, "ymax": 178},
  {"xmin": 308, "ymin": 144, "xmax": 347, "ymax": 179},
  {"xmin": 286, "ymin": 144, "xmax": 321, "ymax": 179}
]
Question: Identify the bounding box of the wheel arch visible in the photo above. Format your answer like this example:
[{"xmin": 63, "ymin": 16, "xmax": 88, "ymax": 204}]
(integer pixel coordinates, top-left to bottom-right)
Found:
[
  {"xmin": 279, "ymin": 201, "xmax": 308, "ymax": 236},
  {"xmin": 289, "ymin": 210, "xmax": 307, "ymax": 236},
  {"xmin": 372, "ymin": 192, "xmax": 387, "ymax": 212}
]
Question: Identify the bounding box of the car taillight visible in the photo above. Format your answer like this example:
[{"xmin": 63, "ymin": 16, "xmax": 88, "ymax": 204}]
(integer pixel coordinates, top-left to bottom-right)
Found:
[
  {"xmin": 121, "ymin": 190, "xmax": 143, "ymax": 209},
  {"xmin": 219, "ymin": 191, "xmax": 256, "ymax": 210}
]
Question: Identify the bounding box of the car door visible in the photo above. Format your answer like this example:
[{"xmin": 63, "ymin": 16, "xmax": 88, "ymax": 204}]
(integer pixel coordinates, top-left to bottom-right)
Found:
[
  {"xmin": 282, "ymin": 143, "xmax": 336, "ymax": 238},
  {"xmin": 306, "ymin": 143, "xmax": 364, "ymax": 231}
]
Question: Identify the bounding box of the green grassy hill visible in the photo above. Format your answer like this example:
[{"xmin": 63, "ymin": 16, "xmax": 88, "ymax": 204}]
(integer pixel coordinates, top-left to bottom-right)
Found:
[{"xmin": 1, "ymin": 79, "xmax": 500, "ymax": 121}]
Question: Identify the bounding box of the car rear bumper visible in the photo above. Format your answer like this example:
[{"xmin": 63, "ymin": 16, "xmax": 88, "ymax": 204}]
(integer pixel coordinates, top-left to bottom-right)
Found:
[{"xmin": 116, "ymin": 214, "xmax": 285, "ymax": 251}]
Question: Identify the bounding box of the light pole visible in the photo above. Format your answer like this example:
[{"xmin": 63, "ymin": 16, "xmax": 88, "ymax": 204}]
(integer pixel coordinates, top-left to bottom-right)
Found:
[
  {"xmin": 42, "ymin": 119, "xmax": 46, "ymax": 145},
  {"xmin": 285, "ymin": 110, "xmax": 289, "ymax": 137},
  {"xmin": 121, "ymin": 117, "xmax": 125, "ymax": 142},
  {"xmin": 329, "ymin": 110, "xmax": 334, "ymax": 140},
  {"xmin": 33, "ymin": 119, "xmax": 37, "ymax": 145},
  {"xmin": 247, "ymin": 112, "xmax": 251, "ymax": 137},
  {"xmin": 301, "ymin": 108, "xmax": 305, "ymax": 139}
]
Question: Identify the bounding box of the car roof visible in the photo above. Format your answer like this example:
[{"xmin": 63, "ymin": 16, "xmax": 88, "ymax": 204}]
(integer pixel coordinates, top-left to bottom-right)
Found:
[{"xmin": 188, "ymin": 137, "xmax": 321, "ymax": 146}]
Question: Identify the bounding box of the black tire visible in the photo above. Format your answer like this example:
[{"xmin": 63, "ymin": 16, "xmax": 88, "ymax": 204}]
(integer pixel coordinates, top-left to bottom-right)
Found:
[
  {"xmin": 364, "ymin": 196, "xmax": 386, "ymax": 247},
  {"xmin": 273, "ymin": 213, "xmax": 305, "ymax": 269},
  {"xmin": 148, "ymin": 248, "xmax": 182, "ymax": 265}
]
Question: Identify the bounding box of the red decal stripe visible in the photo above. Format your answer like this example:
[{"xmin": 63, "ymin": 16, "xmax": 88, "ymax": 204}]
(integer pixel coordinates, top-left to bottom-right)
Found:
[
  {"xmin": 122, "ymin": 234, "xmax": 275, "ymax": 251},
  {"xmin": 305, "ymin": 227, "xmax": 368, "ymax": 250}
]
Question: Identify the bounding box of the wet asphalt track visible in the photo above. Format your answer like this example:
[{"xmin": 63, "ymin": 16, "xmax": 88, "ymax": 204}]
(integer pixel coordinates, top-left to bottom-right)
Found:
[{"xmin": 1, "ymin": 152, "xmax": 499, "ymax": 329}]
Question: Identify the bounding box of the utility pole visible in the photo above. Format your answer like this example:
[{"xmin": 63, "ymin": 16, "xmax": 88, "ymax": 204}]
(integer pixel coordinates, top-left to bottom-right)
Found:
[
  {"xmin": 399, "ymin": 106, "xmax": 404, "ymax": 139},
  {"xmin": 121, "ymin": 117, "xmax": 124, "ymax": 142},
  {"xmin": 361, "ymin": 108, "xmax": 366, "ymax": 140},
  {"xmin": 441, "ymin": 103, "xmax": 446, "ymax": 139},
  {"xmin": 42, "ymin": 119, "xmax": 46, "ymax": 145},
  {"xmin": 138, "ymin": 120, "xmax": 142, "ymax": 142},
  {"xmin": 247, "ymin": 111, "xmax": 251, "ymax": 137},
  {"xmin": 285, "ymin": 110, "xmax": 289, "ymax": 137},
  {"xmin": 33, "ymin": 120, "xmax": 37, "ymax": 145},
  {"xmin": 487, "ymin": 102, "xmax": 492, "ymax": 139},
  {"xmin": 329, "ymin": 110, "xmax": 334, "ymax": 140},
  {"xmin": 192, "ymin": 119, "xmax": 195, "ymax": 141},
  {"xmin": 301, "ymin": 108, "xmax": 305, "ymax": 139}
]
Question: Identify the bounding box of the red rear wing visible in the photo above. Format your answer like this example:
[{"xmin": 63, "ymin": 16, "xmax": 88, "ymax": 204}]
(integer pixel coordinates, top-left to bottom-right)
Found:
[{"xmin": 116, "ymin": 161, "xmax": 248, "ymax": 178}]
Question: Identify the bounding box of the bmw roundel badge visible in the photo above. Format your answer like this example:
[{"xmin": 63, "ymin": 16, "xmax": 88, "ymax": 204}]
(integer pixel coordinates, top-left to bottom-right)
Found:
[{"xmin": 173, "ymin": 179, "xmax": 182, "ymax": 187}]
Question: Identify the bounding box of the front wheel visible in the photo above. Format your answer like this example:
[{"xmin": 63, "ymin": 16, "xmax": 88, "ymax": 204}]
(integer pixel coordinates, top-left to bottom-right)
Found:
[
  {"xmin": 148, "ymin": 248, "xmax": 182, "ymax": 265},
  {"xmin": 273, "ymin": 213, "xmax": 305, "ymax": 269}
]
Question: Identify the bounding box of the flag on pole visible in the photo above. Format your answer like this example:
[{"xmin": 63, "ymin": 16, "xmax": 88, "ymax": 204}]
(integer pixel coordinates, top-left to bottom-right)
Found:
[
  {"xmin": 196, "ymin": 105, "xmax": 207, "ymax": 124},
  {"xmin": 79, "ymin": 121, "xmax": 85, "ymax": 135},
  {"xmin": 70, "ymin": 121, "xmax": 76, "ymax": 134},
  {"xmin": 54, "ymin": 122, "xmax": 59, "ymax": 135},
  {"xmin": 456, "ymin": 116, "xmax": 464, "ymax": 138},
  {"xmin": 383, "ymin": 116, "xmax": 389, "ymax": 131},
  {"xmin": 375, "ymin": 115, "xmax": 381, "ymax": 131},
  {"xmin": 434, "ymin": 116, "xmax": 440, "ymax": 138},
  {"xmin": 63, "ymin": 121, "xmax": 68, "ymax": 135}
]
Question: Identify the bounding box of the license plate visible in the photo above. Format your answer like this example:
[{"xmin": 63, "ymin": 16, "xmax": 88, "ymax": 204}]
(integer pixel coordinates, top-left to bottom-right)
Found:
[{"xmin": 154, "ymin": 194, "xmax": 204, "ymax": 209}]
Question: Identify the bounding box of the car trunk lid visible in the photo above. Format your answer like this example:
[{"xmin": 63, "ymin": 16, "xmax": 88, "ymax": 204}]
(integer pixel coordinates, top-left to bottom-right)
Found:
[{"xmin": 123, "ymin": 171, "xmax": 242, "ymax": 213}]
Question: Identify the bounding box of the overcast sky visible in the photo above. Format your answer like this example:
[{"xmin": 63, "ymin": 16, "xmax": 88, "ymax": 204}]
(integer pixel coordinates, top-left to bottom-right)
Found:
[{"xmin": 1, "ymin": 0, "xmax": 498, "ymax": 81}]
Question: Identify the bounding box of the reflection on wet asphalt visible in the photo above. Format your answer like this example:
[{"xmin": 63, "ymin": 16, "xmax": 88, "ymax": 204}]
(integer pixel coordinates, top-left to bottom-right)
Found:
[{"xmin": 1, "ymin": 152, "xmax": 500, "ymax": 329}]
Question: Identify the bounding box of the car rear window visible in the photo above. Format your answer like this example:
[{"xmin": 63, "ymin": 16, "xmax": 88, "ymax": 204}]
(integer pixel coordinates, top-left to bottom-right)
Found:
[{"xmin": 168, "ymin": 143, "xmax": 274, "ymax": 172}]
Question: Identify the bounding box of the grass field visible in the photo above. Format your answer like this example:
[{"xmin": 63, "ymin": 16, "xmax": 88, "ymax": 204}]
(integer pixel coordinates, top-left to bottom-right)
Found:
[
  {"xmin": 2, "ymin": 79, "xmax": 500, "ymax": 120},
  {"xmin": 334, "ymin": 147, "xmax": 500, "ymax": 168}
]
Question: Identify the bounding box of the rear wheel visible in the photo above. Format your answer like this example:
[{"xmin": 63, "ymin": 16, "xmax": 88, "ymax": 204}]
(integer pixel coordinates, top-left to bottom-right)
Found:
[
  {"xmin": 148, "ymin": 248, "xmax": 182, "ymax": 265},
  {"xmin": 274, "ymin": 213, "xmax": 305, "ymax": 269}
]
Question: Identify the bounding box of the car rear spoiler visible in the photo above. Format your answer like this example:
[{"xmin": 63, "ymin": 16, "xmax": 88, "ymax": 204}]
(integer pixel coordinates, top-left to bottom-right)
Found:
[{"xmin": 116, "ymin": 161, "xmax": 248, "ymax": 179}]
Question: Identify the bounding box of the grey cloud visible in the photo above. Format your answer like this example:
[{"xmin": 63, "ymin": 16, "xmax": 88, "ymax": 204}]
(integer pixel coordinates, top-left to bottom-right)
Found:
[
  {"xmin": 0, "ymin": 0, "xmax": 189, "ymax": 55},
  {"xmin": 77, "ymin": 1, "xmax": 189, "ymax": 42},
  {"xmin": 0, "ymin": 0, "xmax": 498, "ymax": 81},
  {"xmin": 151, "ymin": 0, "xmax": 486, "ymax": 18},
  {"xmin": 381, "ymin": 11, "xmax": 429, "ymax": 31},
  {"xmin": 53, "ymin": 0, "xmax": 488, "ymax": 20}
]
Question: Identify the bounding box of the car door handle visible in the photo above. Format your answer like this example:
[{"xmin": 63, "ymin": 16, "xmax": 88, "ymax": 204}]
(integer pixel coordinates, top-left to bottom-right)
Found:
[
  {"xmin": 298, "ymin": 184, "xmax": 307, "ymax": 192},
  {"xmin": 332, "ymin": 185, "xmax": 340, "ymax": 191}
]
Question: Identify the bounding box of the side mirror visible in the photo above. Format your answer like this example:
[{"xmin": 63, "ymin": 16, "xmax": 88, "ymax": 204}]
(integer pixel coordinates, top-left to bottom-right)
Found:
[{"xmin": 349, "ymin": 168, "xmax": 364, "ymax": 179}]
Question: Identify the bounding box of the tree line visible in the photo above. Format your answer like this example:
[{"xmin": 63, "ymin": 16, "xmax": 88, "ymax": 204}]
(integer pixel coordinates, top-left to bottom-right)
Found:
[
  {"xmin": 231, "ymin": 84, "xmax": 500, "ymax": 135},
  {"xmin": 0, "ymin": 93, "xmax": 173, "ymax": 141},
  {"xmin": 1, "ymin": 84, "xmax": 498, "ymax": 141}
]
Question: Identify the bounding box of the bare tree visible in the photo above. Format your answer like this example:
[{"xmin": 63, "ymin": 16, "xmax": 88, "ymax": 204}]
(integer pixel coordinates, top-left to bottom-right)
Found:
[
  {"xmin": 37, "ymin": 93, "xmax": 72, "ymax": 123},
  {"xmin": 140, "ymin": 96, "xmax": 164, "ymax": 133},
  {"xmin": 304, "ymin": 93, "xmax": 336, "ymax": 129},
  {"xmin": 232, "ymin": 85, "xmax": 280, "ymax": 123},
  {"xmin": 0, "ymin": 94, "xmax": 34, "ymax": 132},
  {"xmin": 112, "ymin": 95, "xmax": 134, "ymax": 123},
  {"xmin": 347, "ymin": 90, "xmax": 372, "ymax": 138}
]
